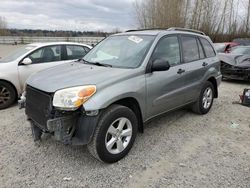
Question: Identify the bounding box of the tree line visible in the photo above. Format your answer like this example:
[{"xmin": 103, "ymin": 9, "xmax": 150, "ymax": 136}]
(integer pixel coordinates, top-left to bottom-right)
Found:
[
  {"xmin": 0, "ymin": 16, "xmax": 108, "ymax": 37},
  {"xmin": 134, "ymin": 0, "xmax": 250, "ymax": 42}
]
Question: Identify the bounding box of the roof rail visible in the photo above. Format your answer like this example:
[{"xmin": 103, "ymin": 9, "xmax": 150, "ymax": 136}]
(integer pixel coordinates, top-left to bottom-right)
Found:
[
  {"xmin": 167, "ymin": 27, "xmax": 206, "ymax": 35},
  {"xmin": 126, "ymin": 28, "xmax": 164, "ymax": 32}
]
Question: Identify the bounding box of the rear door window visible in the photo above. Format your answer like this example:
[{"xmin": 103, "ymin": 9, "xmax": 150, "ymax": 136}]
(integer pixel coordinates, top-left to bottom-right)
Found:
[
  {"xmin": 181, "ymin": 36, "xmax": 199, "ymax": 63},
  {"xmin": 200, "ymin": 38, "xmax": 216, "ymax": 58},
  {"xmin": 83, "ymin": 46, "xmax": 91, "ymax": 53},
  {"xmin": 66, "ymin": 45, "xmax": 87, "ymax": 60},
  {"xmin": 197, "ymin": 38, "xmax": 205, "ymax": 59}
]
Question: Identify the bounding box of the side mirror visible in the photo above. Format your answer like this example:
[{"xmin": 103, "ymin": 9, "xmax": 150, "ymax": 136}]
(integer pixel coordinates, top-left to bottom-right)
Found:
[
  {"xmin": 22, "ymin": 58, "xmax": 32, "ymax": 65},
  {"xmin": 151, "ymin": 59, "xmax": 170, "ymax": 72}
]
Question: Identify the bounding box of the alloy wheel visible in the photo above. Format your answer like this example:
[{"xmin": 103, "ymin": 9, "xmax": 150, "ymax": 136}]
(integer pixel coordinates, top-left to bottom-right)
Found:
[
  {"xmin": 105, "ymin": 117, "xmax": 133, "ymax": 155},
  {"xmin": 0, "ymin": 86, "xmax": 11, "ymax": 106},
  {"xmin": 202, "ymin": 87, "xmax": 213, "ymax": 109}
]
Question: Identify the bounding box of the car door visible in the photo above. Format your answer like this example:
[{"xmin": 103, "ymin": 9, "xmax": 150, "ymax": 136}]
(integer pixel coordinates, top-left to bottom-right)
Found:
[
  {"xmin": 178, "ymin": 35, "xmax": 207, "ymax": 101},
  {"xmin": 18, "ymin": 45, "xmax": 66, "ymax": 90},
  {"xmin": 146, "ymin": 35, "xmax": 190, "ymax": 119}
]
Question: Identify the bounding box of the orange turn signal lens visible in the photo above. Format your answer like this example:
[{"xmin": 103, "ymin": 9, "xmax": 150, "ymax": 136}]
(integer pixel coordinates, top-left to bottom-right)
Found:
[{"xmin": 73, "ymin": 86, "xmax": 96, "ymax": 107}]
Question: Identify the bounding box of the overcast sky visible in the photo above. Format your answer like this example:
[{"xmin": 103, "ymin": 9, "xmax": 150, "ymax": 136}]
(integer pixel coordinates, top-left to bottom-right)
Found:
[{"xmin": 0, "ymin": 0, "xmax": 136, "ymax": 31}]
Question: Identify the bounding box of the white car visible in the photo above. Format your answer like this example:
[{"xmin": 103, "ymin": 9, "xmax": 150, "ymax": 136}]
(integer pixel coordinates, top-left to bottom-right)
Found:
[{"xmin": 0, "ymin": 42, "xmax": 92, "ymax": 109}]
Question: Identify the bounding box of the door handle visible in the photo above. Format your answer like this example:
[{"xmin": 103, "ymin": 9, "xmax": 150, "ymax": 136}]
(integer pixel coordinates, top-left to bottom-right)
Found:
[
  {"xmin": 202, "ymin": 62, "xmax": 208, "ymax": 67},
  {"xmin": 177, "ymin": 69, "xmax": 185, "ymax": 74}
]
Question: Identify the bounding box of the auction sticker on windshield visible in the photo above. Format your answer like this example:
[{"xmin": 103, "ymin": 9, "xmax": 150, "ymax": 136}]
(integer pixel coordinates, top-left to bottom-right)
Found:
[{"xmin": 128, "ymin": 36, "xmax": 143, "ymax": 44}]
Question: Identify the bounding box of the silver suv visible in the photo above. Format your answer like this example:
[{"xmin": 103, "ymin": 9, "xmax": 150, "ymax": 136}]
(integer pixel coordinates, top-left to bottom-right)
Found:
[{"xmin": 22, "ymin": 28, "xmax": 222, "ymax": 163}]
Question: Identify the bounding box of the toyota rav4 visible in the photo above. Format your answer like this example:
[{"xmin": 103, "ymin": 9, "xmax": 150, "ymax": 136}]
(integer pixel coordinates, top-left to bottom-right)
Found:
[{"xmin": 21, "ymin": 28, "xmax": 222, "ymax": 163}]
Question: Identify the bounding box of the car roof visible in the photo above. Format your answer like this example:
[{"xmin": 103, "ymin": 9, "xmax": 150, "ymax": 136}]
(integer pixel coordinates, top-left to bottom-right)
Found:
[{"xmin": 27, "ymin": 42, "xmax": 92, "ymax": 48}]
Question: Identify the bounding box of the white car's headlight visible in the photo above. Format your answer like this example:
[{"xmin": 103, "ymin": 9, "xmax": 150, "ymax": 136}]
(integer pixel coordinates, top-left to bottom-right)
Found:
[{"xmin": 53, "ymin": 85, "xmax": 96, "ymax": 110}]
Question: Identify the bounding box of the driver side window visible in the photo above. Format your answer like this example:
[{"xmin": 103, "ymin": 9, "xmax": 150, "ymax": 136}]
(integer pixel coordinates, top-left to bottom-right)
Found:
[
  {"xmin": 28, "ymin": 45, "xmax": 62, "ymax": 64},
  {"xmin": 152, "ymin": 36, "xmax": 181, "ymax": 66}
]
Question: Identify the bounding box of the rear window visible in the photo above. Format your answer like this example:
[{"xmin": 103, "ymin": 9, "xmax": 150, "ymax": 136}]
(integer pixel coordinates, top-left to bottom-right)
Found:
[
  {"xmin": 66, "ymin": 45, "xmax": 87, "ymax": 60},
  {"xmin": 200, "ymin": 38, "xmax": 216, "ymax": 58},
  {"xmin": 181, "ymin": 36, "xmax": 199, "ymax": 62}
]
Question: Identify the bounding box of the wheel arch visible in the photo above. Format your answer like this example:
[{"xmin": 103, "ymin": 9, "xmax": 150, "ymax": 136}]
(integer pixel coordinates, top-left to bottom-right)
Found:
[
  {"xmin": 207, "ymin": 77, "xmax": 218, "ymax": 98},
  {"xmin": 112, "ymin": 97, "xmax": 144, "ymax": 133}
]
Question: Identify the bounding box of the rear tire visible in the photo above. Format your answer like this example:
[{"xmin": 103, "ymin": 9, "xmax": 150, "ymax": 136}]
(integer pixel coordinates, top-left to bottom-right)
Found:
[
  {"xmin": 0, "ymin": 81, "xmax": 17, "ymax": 110},
  {"xmin": 87, "ymin": 105, "xmax": 138, "ymax": 163},
  {"xmin": 192, "ymin": 81, "xmax": 215, "ymax": 115}
]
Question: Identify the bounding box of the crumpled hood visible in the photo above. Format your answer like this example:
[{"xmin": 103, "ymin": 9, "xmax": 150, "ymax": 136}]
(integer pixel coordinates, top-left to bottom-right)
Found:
[
  {"xmin": 26, "ymin": 62, "xmax": 136, "ymax": 93},
  {"xmin": 218, "ymin": 53, "xmax": 242, "ymax": 65},
  {"xmin": 218, "ymin": 53, "xmax": 250, "ymax": 68}
]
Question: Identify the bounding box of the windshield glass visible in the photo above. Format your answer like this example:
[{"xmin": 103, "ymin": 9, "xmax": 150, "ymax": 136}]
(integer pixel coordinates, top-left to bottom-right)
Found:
[
  {"xmin": 83, "ymin": 35, "xmax": 155, "ymax": 68},
  {"xmin": 231, "ymin": 47, "xmax": 250, "ymax": 55},
  {"xmin": 0, "ymin": 45, "xmax": 35, "ymax": 62}
]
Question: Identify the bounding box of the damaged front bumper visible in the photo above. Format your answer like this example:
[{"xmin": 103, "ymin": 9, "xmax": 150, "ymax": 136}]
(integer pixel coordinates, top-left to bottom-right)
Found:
[
  {"xmin": 22, "ymin": 86, "xmax": 100, "ymax": 145},
  {"xmin": 28, "ymin": 110, "xmax": 100, "ymax": 145},
  {"xmin": 221, "ymin": 65, "xmax": 250, "ymax": 80},
  {"xmin": 46, "ymin": 115, "xmax": 77, "ymax": 144}
]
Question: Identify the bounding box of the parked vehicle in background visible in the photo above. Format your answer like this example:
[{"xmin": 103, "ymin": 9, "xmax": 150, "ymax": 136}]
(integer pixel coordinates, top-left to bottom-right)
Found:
[
  {"xmin": 233, "ymin": 38, "xmax": 250, "ymax": 46},
  {"xmin": 219, "ymin": 46, "xmax": 250, "ymax": 81},
  {"xmin": 214, "ymin": 42, "xmax": 239, "ymax": 53},
  {"xmin": 21, "ymin": 28, "xmax": 222, "ymax": 163},
  {"xmin": 0, "ymin": 42, "xmax": 92, "ymax": 109}
]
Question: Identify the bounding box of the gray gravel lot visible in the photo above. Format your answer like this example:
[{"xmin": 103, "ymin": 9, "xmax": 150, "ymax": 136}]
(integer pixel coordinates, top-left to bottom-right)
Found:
[{"xmin": 0, "ymin": 45, "xmax": 250, "ymax": 188}]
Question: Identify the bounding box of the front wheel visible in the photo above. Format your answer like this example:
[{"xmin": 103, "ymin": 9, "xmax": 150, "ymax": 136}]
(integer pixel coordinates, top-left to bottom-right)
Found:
[
  {"xmin": 192, "ymin": 81, "xmax": 215, "ymax": 115},
  {"xmin": 87, "ymin": 105, "xmax": 138, "ymax": 163},
  {"xmin": 0, "ymin": 81, "xmax": 17, "ymax": 110}
]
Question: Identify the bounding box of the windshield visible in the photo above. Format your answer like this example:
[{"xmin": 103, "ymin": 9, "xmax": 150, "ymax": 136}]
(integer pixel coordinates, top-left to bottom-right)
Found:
[
  {"xmin": 83, "ymin": 35, "xmax": 155, "ymax": 68},
  {"xmin": 231, "ymin": 47, "xmax": 250, "ymax": 55},
  {"xmin": 0, "ymin": 45, "xmax": 35, "ymax": 62}
]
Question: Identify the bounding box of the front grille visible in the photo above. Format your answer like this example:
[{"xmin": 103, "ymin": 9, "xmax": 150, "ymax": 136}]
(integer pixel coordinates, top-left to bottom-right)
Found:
[{"xmin": 25, "ymin": 85, "xmax": 53, "ymax": 129}]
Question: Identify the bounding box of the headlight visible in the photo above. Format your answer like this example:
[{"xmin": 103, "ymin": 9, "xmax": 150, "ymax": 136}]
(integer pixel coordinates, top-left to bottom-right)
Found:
[{"xmin": 53, "ymin": 85, "xmax": 96, "ymax": 110}]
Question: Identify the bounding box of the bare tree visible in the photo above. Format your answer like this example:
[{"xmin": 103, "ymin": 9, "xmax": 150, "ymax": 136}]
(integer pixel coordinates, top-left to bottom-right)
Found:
[
  {"xmin": 134, "ymin": 0, "xmax": 250, "ymax": 42},
  {"xmin": 245, "ymin": 0, "xmax": 250, "ymax": 33}
]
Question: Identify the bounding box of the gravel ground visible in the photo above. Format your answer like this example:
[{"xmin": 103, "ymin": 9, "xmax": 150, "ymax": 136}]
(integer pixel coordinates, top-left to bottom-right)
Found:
[{"xmin": 0, "ymin": 45, "xmax": 250, "ymax": 188}]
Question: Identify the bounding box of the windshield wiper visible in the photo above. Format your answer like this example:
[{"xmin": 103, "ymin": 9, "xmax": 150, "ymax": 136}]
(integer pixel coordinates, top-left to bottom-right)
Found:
[
  {"xmin": 81, "ymin": 59, "xmax": 112, "ymax": 67},
  {"xmin": 91, "ymin": 62, "xmax": 112, "ymax": 67}
]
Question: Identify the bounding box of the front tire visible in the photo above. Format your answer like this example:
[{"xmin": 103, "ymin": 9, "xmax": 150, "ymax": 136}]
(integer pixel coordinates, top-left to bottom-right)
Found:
[
  {"xmin": 0, "ymin": 81, "xmax": 17, "ymax": 110},
  {"xmin": 87, "ymin": 105, "xmax": 138, "ymax": 163},
  {"xmin": 192, "ymin": 81, "xmax": 215, "ymax": 115}
]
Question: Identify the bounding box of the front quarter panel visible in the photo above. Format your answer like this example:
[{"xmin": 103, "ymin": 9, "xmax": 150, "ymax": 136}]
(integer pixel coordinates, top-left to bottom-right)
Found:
[
  {"xmin": 0, "ymin": 61, "xmax": 21, "ymax": 95},
  {"xmin": 83, "ymin": 72, "xmax": 146, "ymax": 120}
]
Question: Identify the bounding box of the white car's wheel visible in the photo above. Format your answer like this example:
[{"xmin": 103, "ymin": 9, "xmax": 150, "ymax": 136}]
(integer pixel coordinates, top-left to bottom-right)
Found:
[{"xmin": 0, "ymin": 81, "xmax": 16, "ymax": 110}]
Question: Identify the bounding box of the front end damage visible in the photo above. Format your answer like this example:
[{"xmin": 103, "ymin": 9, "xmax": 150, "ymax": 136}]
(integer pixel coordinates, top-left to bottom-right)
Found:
[
  {"xmin": 22, "ymin": 85, "xmax": 100, "ymax": 145},
  {"xmin": 221, "ymin": 62, "xmax": 250, "ymax": 81}
]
